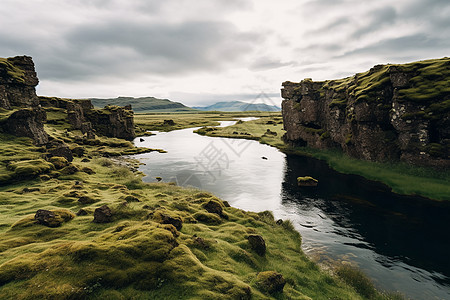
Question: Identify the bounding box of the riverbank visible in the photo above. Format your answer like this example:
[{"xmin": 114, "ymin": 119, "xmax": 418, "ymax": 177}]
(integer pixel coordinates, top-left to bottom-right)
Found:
[
  {"xmin": 0, "ymin": 111, "xmax": 386, "ymax": 298},
  {"xmin": 195, "ymin": 115, "xmax": 450, "ymax": 201}
]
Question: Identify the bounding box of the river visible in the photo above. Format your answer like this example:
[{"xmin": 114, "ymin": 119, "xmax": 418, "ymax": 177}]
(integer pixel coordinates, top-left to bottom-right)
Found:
[{"xmin": 132, "ymin": 120, "xmax": 450, "ymax": 300}]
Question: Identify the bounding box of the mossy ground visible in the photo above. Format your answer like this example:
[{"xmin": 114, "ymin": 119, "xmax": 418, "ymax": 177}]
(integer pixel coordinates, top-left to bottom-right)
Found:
[
  {"xmin": 197, "ymin": 115, "xmax": 449, "ymax": 201},
  {"xmin": 134, "ymin": 111, "xmax": 280, "ymax": 134},
  {"xmin": 0, "ymin": 111, "xmax": 375, "ymax": 299}
]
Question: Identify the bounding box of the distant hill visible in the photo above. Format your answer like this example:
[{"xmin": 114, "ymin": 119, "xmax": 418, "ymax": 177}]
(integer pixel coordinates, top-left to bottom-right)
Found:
[
  {"xmin": 193, "ymin": 101, "xmax": 281, "ymax": 112},
  {"xmin": 90, "ymin": 96, "xmax": 195, "ymax": 113}
]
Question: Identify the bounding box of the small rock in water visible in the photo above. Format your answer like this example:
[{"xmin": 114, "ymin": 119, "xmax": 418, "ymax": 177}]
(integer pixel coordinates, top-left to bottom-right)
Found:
[
  {"xmin": 261, "ymin": 156, "xmax": 268, "ymax": 160},
  {"xmin": 140, "ymin": 138, "xmax": 145, "ymax": 142}
]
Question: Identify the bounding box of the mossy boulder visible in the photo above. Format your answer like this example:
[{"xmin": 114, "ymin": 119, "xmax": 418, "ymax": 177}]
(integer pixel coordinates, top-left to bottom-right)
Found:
[
  {"xmin": 193, "ymin": 211, "xmax": 222, "ymax": 225},
  {"xmin": 49, "ymin": 156, "xmax": 69, "ymax": 169},
  {"xmin": 59, "ymin": 164, "xmax": 80, "ymax": 175},
  {"xmin": 152, "ymin": 210, "xmax": 183, "ymax": 231},
  {"xmin": 256, "ymin": 271, "xmax": 286, "ymax": 294},
  {"xmin": 78, "ymin": 196, "xmax": 97, "ymax": 205},
  {"xmin": 203, "ymin": 199, "xmax": 225, "ymax": 217},
  {"xmin": 34, "ymin": 209, "xmax": 75, "ymax": 227},
  {"xmin": 297, "ymin": 176, "xmax": 318, "ymax": 187},
  {"xmin": 8, "ymin": 159, "xmax": 53, "ymax": 178}
]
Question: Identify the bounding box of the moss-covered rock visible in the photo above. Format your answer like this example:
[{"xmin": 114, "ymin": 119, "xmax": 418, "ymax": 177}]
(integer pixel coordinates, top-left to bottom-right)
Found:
[
  {"xmin": 34, "ymin": 209, "xmax": 75, "ymax": 227},
  {"xmin": 256, "ymin": 271, "xmax": 286, "ymax": 294},
  {"xmin": 297, "ymin": 176, "xmax": 319, "ymax": 187},
  {"xmin": 49, "ymin": 156, "xmax": 69, "ymax": 169}
]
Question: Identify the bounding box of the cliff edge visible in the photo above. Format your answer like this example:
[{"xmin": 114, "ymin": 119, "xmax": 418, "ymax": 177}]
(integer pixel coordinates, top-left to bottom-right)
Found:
[{"xmin": 281, "ymin": 57, "xmax": 450, "ymax": 169}]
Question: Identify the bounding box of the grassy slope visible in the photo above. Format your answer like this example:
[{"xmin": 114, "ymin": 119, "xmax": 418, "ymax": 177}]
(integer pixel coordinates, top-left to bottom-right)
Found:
[
  {"xmin": 197, "ymin": 115, "xmax": 450, "ymax": 201},
  {"xmin": 134, "ymin": 111, "xmax": 280, "ymax": 134},
  {"xmin": 0, "ymin": 110, "xmax": 375, "ymax": 299}
]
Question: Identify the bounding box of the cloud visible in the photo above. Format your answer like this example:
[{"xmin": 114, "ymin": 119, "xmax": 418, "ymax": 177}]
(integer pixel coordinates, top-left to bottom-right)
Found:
[
  {"xmin": 339, "ymin": 34, "xmax": 449, "ymax": 59},
  {"xmin": 351, "ymin": 6, "xmax": 397, "ymax": 39},
  {"xmin": 249, "ymin": 56, "xmax": 297, "ymax": 71}
]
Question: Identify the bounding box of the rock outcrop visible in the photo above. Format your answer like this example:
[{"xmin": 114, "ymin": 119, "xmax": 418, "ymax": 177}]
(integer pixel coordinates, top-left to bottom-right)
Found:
[
  {"xmin": 0, "ymin": 56, "xmax": 48, "ymax": 144},
  {"xmin": 0, "ymin": 56, "xmax": 39, "ymax": 109},
  {"xmin": 281, "ymin": 58, "xmax": 450, "ymax": 169},
  {"xmin": 40, "ymin": 96, "xmax": 136, "ymax": 140}
]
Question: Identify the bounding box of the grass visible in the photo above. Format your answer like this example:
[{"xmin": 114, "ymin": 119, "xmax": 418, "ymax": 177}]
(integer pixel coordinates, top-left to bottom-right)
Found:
[
  {"xmin": 0, "ymin": 105, "xmax": 379, "ymax": 299},
  {"xmin": 196, "ymin": 115, "xmax": 450, "ymax": 201},
  {"xmin": 0, "ymin": 57, "xmax": 26, "ymax": 83},
  {"xmin": 134, "ymin": 111, "xmax": 280, "ymax": 134}
]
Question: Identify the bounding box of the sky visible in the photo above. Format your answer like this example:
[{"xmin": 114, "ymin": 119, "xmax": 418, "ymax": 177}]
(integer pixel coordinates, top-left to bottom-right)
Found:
[{"xmin": 1, "ymin": 0, "xmax": 449, "ymax": 107}]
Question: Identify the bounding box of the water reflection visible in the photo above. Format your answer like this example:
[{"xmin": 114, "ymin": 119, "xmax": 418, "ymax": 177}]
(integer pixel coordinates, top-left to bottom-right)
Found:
[
  {"xmin": 133, "ymin": 126, "xmax": 450, "ymax": 299},
  {"xmin": 281, "ymin": 154, "xmax": 450, "ymax": 298}
]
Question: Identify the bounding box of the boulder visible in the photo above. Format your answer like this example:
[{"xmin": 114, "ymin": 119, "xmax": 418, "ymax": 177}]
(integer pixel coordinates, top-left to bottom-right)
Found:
[
  {"xmin": 203, "ymin": 200, "xmax": 224, "ymax": 216},
  {"xmin": 256, "ymin": 271, "xmax": 286, "ymax": 294},
  {"xmin": 76, "ymin": 209, "xmax": 88, "ymax": 216},
  {"xmin": 153, "ymin": 210, "xmax": 183, "ymax": 231},
  {"xmin": 2, "ymin": 108, "xmax": 49, "ymax": 145},
  {"xmin": 93, "ymin": 205, "xmax": 113, "ymax": 223},
  {"xmin": 47, "ymin": 140, "xmax": 74, "ymax": 162},
  {"xmin": 248, "ymin": 234, "xmax": 266, "ymax": 256},
  {"xmin": 35, "ymin": 209, "xmax": 74, "ymax": 227}
]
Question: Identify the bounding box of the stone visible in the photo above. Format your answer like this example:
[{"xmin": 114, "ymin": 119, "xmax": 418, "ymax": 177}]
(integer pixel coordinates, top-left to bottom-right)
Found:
[
  {"xmin": 163, "ymin": 119, "xmax": 175, "ymax": 126},
  {"xmin": 2, "ymin": 108, "xmax": 49, "ymax": 145},
  {"xmin": 49, "ymin": 156, "xmax": 69, "ymax": 169},
  {"xmin": 0, "ymin": 56, "xmax": 39, "ymax": 109},
  {"xmin": 124, "ymin": 195, "xmax": 140, "ymax": 203},
  {"xmin": 34, "ymin": 209, "xmax": 63, "ymax": 227},
  {"xmin": 297, "ymin": 176, "xmax": 318, "ymax": 187},
  {"xmin": 78, "ymin": 196, "xmax": 97, "ymax": 205},
  {"xmin": 81, "ymin": 167, "xmax": 95, "ymax": 175},
  {"xmin": 93, "ymin": 205, "xmax": 113, "ymax": 223},
  {"xmin": 76, "ymin": 209, "xmax": 88, "ymax": 216},
  {"xmin": 153, "ymin": 210, "xmax": 183, "ymax": 230},
  {"xmin": 256, "ymin": 271, "xmax": 286, "ymax": 294},
  {"xmin": 71, "ymin": 146, "xmax": 86, "ymax": 157},
  {"xmin": 276, "ymin": 219, "xmax": 283, "ymax": 225},
  {"xmin": 47, "ymin": 140, "xmax": 74, "ymax": 162},
  {"xmin": 248, "ymin": 234, "xmax": 266, "ymax": 256},
  {"xmin": 203, "ymin": 200, "xmax": 224, "ymax": 216}
]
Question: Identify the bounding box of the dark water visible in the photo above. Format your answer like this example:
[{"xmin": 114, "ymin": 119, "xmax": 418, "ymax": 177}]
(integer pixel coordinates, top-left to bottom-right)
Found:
[{"xmin": 132, "ymin": 121, "xmax": 450, "ymax": 299}]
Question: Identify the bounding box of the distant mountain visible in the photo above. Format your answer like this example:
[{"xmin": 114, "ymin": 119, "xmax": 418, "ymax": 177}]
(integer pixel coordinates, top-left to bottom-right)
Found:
[
  {"xmin": 90, "ymin": 96, "xmax": 195, "ymax": 113},
  {"xmin": 193, "ymin": 101, "xmax": 281, "ymax": 112}
]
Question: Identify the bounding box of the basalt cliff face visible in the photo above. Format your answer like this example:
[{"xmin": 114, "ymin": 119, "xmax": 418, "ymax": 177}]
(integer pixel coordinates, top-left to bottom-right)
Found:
[
  {"xmin": 1, "ymin": 56, "xmax": 135, "ymax": 144},
  {"xmin": 40, "ymin": 97, "xmax": 136, "ymax": 140},
  {"xmin": 281, "ymin": 58, "xmax": 450, "ymax": 169},
  {"xmin": 0, "ymin": 56, "xmax": 48, "ymax": 144}
]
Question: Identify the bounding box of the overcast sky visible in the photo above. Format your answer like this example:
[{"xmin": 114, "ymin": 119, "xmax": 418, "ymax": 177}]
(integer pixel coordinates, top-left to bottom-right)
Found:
[{"xmin": 1, "ymin": 0, "xmax": 449, "ymax": 106}]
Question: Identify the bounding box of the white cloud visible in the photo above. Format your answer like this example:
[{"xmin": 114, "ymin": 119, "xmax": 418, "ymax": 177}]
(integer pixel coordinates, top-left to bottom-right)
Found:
[{"xmin": 1, "ymin": 0, "xmax": 449, "ymax": 105}]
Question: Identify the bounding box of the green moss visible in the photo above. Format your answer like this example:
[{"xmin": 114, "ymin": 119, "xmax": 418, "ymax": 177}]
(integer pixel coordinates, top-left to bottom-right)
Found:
[
  {"xmin": 0, "ymin": 58, "xmax": 26, "ymax": 83},
  {"xmin": 8, "ymin": 159, "xmax": 54, "ymax": 178}
]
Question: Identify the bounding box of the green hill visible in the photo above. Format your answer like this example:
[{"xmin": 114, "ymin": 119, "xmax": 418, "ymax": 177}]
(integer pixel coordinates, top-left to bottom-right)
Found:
[{"xmin": 90, "ymin": 96, "xmax": 196, "ymax": 113}]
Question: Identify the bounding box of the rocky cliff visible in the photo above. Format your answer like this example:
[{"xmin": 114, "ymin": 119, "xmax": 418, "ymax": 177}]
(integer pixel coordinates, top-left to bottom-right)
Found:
[
  {"xmin": 281, "ymin": 58, "xmax": 450, "ymax": 169},
  {"xmin": 1, "ymin": 56, "xmax": 135, "ymax": 144},
  {"xmin": 0, "ymin": 56, "xmax": 48, "ymax": 144},
  {"xmin": 40, "ymin": 97, "xmax": 136, "ymax": 140}
]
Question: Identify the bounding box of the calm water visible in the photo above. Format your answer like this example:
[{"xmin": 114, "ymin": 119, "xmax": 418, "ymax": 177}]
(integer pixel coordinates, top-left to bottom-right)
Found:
[{"xmin": 132, "ymin": 121, "xmax": 450, "ymax": 300}]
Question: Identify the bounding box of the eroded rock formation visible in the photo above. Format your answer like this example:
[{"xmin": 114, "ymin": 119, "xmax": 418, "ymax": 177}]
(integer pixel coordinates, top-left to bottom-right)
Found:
[
  {"xmin": 0, "ymin": 56, "xmax": 48, "ymax": 144},
  {"xmin": 281, "ymin": 58, "xmax": 450, "ymax": 169}
]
